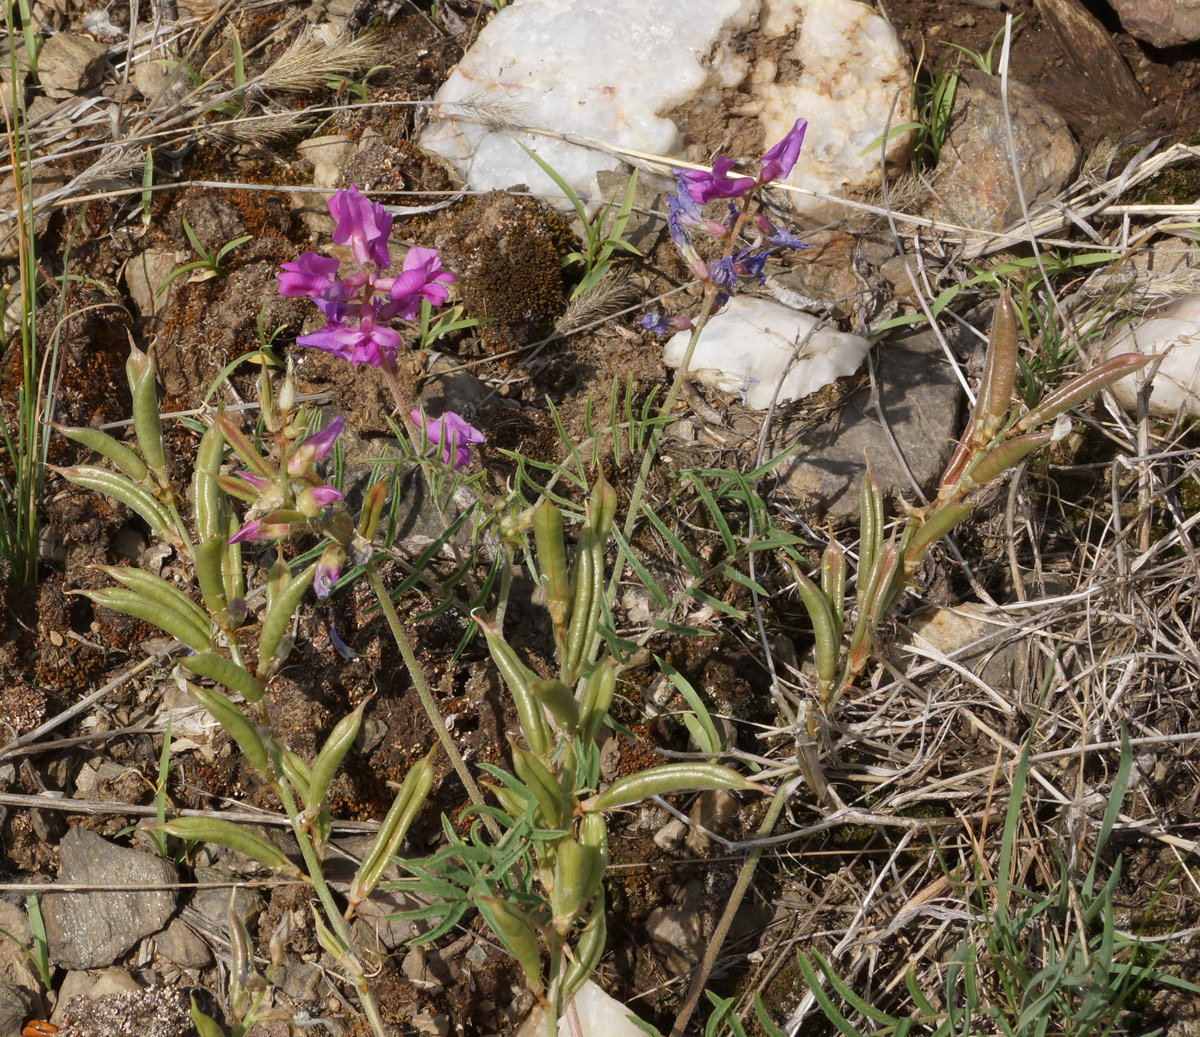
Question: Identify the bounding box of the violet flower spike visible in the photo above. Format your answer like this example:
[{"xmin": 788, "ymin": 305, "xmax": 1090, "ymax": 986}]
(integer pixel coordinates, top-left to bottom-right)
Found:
[
  {"xmin": 410, "ymin": 407, "xmax": 484, "ymax": 470},
  {"xmin": 228, "ymin": 518, "xmax": 297, "ymax": 544},
  {"xmin": 759, "ymin": 118, "xmax": 808, "ymax": 184},
  {"xmin": 641, "ymin": 312, "xmax": 672, "ymax": 338},
  {"xmin": 677, "ymin": 156, "xmax": 755, "ymax": 204},
  {"xmin": 278, "ymin": 252, "xmax": 342, "ymax": 299},
  {"xmin": 329, "ymin": 185, "xmax": 393, "ymax": 269}
]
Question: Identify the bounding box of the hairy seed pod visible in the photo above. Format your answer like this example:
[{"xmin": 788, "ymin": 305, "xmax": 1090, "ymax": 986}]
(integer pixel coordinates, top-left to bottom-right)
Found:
[
  {"xmin": 582, "ymin": 763, "xmax": 756, "ymax": 813},
  {"xmin": 193, "ymin": 536, "xmax": 230, "ymax": 626},
  {"xmin": 562, "ymin": 528, "xmax": 597, "ymax": 680},
  {"xmin": 534, "ymin": 499, "xmax": 571, "ymax": 630},
  {"xmin": 475, "ymin": 895, "xmax": 543, "ymax": 994},
  {"xmin": 305, "ymin": 698, "xmax": 371, "ymax": 823},
  {"xmin": 511, "ymin": 740, "xmax": 566, "ymax": 828},
  {"xmin": 180, "ymin": 652, "xmax": 264, "ymax": 704},
  {"xmin": 76, "ymin": 587, "xmax": 211, "ymax": 652},
  {"xmin": 180, "ymin": 677, "xmax": 270, "ymax": 778},
  {"xmin": 351, "ymin": 749, "xmax": 435, "ymax": 907},
  {"xmin": 477, "ymin": 617, "xmax": 550, "ymax": 757},
  {"xmin": 783, "ymin": 558, "xmax": 838, "ymax": 688},
  {"xmin": 52, "ymin": 465, "xmax": 172, "ymax": 537},
  {"xmin": 562, "ymin": 891, "xmax": 607, "ymax": 1000},
  {"xmin": 588, "ymin": 472, "xmax": 618, "ymax": 543},
  {"xmin": 578, "ymin": 656, "xmax": 616, "ymax": 746},
  {"xmin": 193, "ymin": 421, "xmax": 227, "ymax": 542},
  {"xmin": 256, "ymin": 563, "xmax": 316, "ymax": 680},
  {"xmin": 126, "ymin": 342, "xmax": 167, "ymax": 479},
  {"xmin": 151, "ymin": 816, "xmax": 300, "ymax": 875},
  {"xmin": 1014, "ymin": 352, "xmax": 1151, "ymax": 433},
  {"xmin": 53, "ymin": 424, "xmax": 148, "ymax": 483}
]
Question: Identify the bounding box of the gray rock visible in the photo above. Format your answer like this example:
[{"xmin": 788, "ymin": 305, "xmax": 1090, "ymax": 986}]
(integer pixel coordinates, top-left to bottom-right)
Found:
[
  {"xmin": 152, "ymin": 918, "xmax": 211, "ymax": 969},
  {"xmin": 645, "ymin": 879, "xmax": 707, "ymax": 976},
  {"xmin": 928, "ymin": 70, "xmax": 1080, "ymax": 233},
  {"xmin": 1109, "ymin": 0, "xmax": 1200, "ymax": 48},
  {"xmin": 192, "ymin": 868, "xmax": 264, "ymax": 931},
  {"xmin": 124, "ymin": 249, "xmax": 188, "ymax": 318},
  {"xmin": 36, "ymin": 34, "xmax": 109, "ymax": 99},
  {"xmin": 0, "ymin": 977, "xmax": 41, "ymax": 1037},
  {"xmin": 42, "ymin": 827, "xmax": 178, "ymax": 971},
  {"xmin": 274, "ymin": 960, "xmax": 322, "ymax": 1002},
  {"xmin": 775, "ymin": 323, "xmax": 965, "ymax": 525}
]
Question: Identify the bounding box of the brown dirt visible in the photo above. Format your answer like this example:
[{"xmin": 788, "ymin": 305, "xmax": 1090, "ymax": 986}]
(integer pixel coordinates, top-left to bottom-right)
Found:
[{"xmin": 4, "ymin": 1, "xmax": 1200, "ymax": 1035}]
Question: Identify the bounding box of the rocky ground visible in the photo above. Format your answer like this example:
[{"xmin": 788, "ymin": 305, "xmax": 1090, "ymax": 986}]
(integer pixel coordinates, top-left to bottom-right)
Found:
[{"xmin": 3, "ymin": 0, "xmax": 1200, "ymax": 1035}]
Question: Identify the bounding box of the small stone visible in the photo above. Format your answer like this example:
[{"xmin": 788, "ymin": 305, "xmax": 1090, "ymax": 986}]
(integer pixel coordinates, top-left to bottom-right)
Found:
[
  {"xmin": 927, "ymin": 70, "xmax": 1080, "ymax": 233},
  {"xmin": 775, "ymin": 318, "xmax": 965, "ymax": 525},
  {"xmin": 274, "ymin": 960, "xmax": 321, "ymax": 1002},
  {"xmin": 123, "ymin": 248, "xmax": 187, "ymax": 318},
  {"xmin": 36, "ymin": 34, "xmax": 109, "ymax": 98},
  {"xmin": 0, "ymin": 977, "xmax": 41, "ymax": 1036},
  {"xmin": 152, "ymin": 919, "xmax": 211, "ymax": 969},
  {"xmin": 653, "ymin": 818, "xmax": 687, "ymax": 851},
  {"xmin": 413, "ymin": 1011, "xmax": 451, "ymax": 1036},
  {"xmin": 42, "ymin": 828, "xmax": 178, "ymax": 971},
  {"xmin": 193, "ymin": 869, "xmax": 264, "ymax": 930},
  {"xmin": 1109, "ymin": 0, "xmax": 1200, "ymax": 48}
]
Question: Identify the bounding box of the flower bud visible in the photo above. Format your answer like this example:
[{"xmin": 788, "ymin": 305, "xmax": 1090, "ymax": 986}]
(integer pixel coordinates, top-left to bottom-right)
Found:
[{"xmin": 297, "ymin": 484, "xmax": 344, "ymax": 518}]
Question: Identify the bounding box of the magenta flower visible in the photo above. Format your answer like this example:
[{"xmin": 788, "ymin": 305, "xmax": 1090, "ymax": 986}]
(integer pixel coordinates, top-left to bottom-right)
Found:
[
  {"xmin": 288, "ymin": 417, "xmax": 345, "ymax": 476},
  {"xmin": 329, "ymin": 186, "xmax": 392, "ymax": 269},
  {"xmin": 677, "ymin": 157, "xmax": 755, "ymax": 205},
  {"xmin": 297, "ymin": 302, "xmax": 403, "ymax": 368},
  {"xmin": 759, "ymin": 118, "xmax": 808, "ymax": 184},
  {"xmin": 410, "ymin": 408, "xmax": 483, "ymax": 470},
  {"xmin": 279, "ymin": 252, "xmax": 340, "ymax": 298},
  {"xmin": 385, "ymin": 247, "xmax": 455, "ymax": 320},
  {"xmin": 297, "ymin": 484, "xmax": 344, "ymax": 518},
  {"xmin": 314, "ymin": 544, "xmax": 345, "ymax": 599},
  {"xmin": 228, "ymin": 513, "xmax": 304, "ymax": 544}
]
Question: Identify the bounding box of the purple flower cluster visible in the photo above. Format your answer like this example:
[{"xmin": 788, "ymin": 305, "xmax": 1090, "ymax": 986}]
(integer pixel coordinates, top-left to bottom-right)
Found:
[
  {"xmin": 279, "ymin": 186, "xmax": 454, "ymax": 369},
  {"xmin": 644, "ymin": 118, "xmax": 809, "ymax": 336}
]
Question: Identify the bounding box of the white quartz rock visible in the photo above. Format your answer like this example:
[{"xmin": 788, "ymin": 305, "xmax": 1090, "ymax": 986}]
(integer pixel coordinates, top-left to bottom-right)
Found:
[
  {"xmin": 1099, "ymin": 294, "xmax": 1200, "ymax": 416},
  {"xmin": 513, "ymin": 981, "xmax": 649, "ymax": 1037},
  {"xmin": 663, "ymin": 296, "xmax": 870, "ymax": 410},
  {"xmin": 419, "ymin": 0, "xmax": 909, "ymax": 220}
]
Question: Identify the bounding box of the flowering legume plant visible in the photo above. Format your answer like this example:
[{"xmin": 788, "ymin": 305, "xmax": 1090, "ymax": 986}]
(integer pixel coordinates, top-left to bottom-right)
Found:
[{"xmin": 51, "ymin": 183, "xmax": 770, "ymax": 1036}]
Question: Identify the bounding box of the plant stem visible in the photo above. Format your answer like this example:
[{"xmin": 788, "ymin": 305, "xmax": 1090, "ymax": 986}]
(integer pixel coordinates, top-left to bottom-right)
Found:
[
  {"xmin": 668, "ymin": 777, "xmax": 800, "ymax": 1037},
  {"xmin": 277, "ymin": 776, "xmax": 390, "ymax": 1037},
  {"xmin": 364, "ymin": 562, "xmax": 491, "ymax": 822}
]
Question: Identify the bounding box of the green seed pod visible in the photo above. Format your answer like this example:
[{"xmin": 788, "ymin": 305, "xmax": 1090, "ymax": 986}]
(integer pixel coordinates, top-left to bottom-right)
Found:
[
  {"xmin": 126, "ymin": 342, "xmax": 167, "ymax": 479},
  {"xmin": 180, "ymin": 677, "xmax": 270, "ymax": 778},
  {"xmin": 193, "ymin": 421, "xmax": 227, "ymax": 542},
  {"xmin": 193, "ymin": 535, "xmax": 230, "ymax": 626},
  {"xmin": 223, "ymin": 513, "xmax": 245, "ymax": 604},
  {"xmin": 53, "ymin": 465, "xmax": 172, "ymax": 536},
  {"xmin": 356, "ymin": 479, "xmax": 389, "ymax": 542},
  {"xmin": 96, "ymin": 564, "xmax": 212, "ymax": 632},
  {"xmin": 903, "ymin": 502, "xmax": 971, "ymax": 573},
  {"xmin": 76, "ymin": 587, "xmax": 211, "ymax": 653},
  {"xmin": 821, "ymin": 536, "xmax": 846, "ymax": 631},
  {"xmin": 277, "ymin": 748, "xmax": 313, "ymax": 804},
  {"xmin": 963, "ymin": 430, "xmax": 1053, "ymax": 490},
  {"xmin": 553, "ymin": 814, "xmax": 607, "ymax": 934},
  {"xmin": 588, "ymin": 472, "xmax": 618, "ymax": 543},
  {"xmin": 350, "ymin": 749, "xmax": 435, "ymax": 907},
  {"xmin": 783, "ymin": 558, "xmax": 838, "ymax": 688},
  {"xmin": 511, "ymin": 740, "xmax": 566, "ymax": 828},
  {"xmin": 305, "ymin": 698, "xmax": 371, "ymax": 823},
  {"xmin": 582, "ymin": 762, "xmax": 756, "ymax": 813},
  {"xmin": 534, "ymin": 499, "xmax": 571, "ymax": 630},
  {"xmin": 150, "ymin": 816, "xmax": 300, "ymax": 876},
  {"xmin": 532, "ymin": 679, "xmax": 579, "ymax": 732},
  {"xmin": 475, "ymin": 895, "xmax": 543, "ymax": 994},
  {"xmin": 476, "ymin": 616, "xmax": 550, "ymax": 757},
  {"xmin": 180, "ymin": 651, "xmax": 264, "ymax": 704},
  {"xmin": 578, "ymin": 656, "xmax": 616, "ymax": 746},
  {"xmin": 562, "ymin": 891, "xmax": 607, "ymax": 1000},
  {"xmin": 214, "ymin": 413, "xmax": 275, "ymax": 480},
  {"xmin": 53, "ymin": 424, "xmax": 148, "ymax": 483},
  {"xmin": 972, "ymin": 288, "xmax": 1019, "ymax": 444},
  {"xmin": 485, "ymin": 779, "xmax": 533, "ymax": 819},
  {"xmin": 1014, "ymin": 352, "xmax": 1152, "ymax": 433},
  {"xmin": 256, "ymin": 562, "xmax": 316, "ymax": 680}
]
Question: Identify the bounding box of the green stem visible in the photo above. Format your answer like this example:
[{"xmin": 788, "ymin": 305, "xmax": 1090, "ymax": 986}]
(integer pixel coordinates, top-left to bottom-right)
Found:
[
  {"xmin": 668, "ymin": 777, "xmax": 799, "ymax": 1037},
  {"xmin": 364, "ymin": 562, "xmax": 491, "ymax": 823},
  {"xmin": 276, "ymin": 775, "xmax": 389, "ymax": 1037}
]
